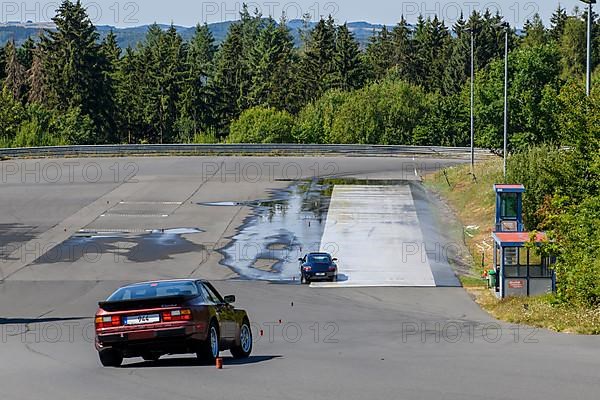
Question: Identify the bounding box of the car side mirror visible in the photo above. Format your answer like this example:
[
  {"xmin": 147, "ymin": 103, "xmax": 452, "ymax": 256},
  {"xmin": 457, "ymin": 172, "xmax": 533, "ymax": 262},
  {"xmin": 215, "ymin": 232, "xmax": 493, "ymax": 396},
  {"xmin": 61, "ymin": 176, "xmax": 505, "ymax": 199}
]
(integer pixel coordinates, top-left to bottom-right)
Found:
[
  {"xmin": 332, "ymin": 258, "xmax": 338, "ymax": 262},
  {"xmin": 224, "ymin": 295, "xmax": 236, "ymax": 304},
  {"xmin": 298, "ymin": 258, "xmax": 304, "ymax": 262}
]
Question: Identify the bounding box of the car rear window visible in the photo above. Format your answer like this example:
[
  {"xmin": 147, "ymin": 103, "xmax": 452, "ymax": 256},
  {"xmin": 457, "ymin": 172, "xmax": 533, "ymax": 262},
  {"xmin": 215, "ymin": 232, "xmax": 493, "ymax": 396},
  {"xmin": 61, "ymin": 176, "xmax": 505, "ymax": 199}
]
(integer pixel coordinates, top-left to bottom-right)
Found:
[
  {"xmin": 308, "ymin": 254, "xmax": 331, "ymax": 263},
  {"xmin": 107, "ymin": 281, "xmax": 199, "ymax": 301}
]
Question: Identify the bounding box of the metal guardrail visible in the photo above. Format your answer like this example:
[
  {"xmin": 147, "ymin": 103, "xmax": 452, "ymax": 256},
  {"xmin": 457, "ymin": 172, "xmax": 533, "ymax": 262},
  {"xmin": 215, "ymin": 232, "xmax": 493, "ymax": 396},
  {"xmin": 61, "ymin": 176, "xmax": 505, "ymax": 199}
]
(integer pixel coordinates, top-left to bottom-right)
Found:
[{"xmin": 0, "ymin": 144, "xmax": 496, "ymax": 159}]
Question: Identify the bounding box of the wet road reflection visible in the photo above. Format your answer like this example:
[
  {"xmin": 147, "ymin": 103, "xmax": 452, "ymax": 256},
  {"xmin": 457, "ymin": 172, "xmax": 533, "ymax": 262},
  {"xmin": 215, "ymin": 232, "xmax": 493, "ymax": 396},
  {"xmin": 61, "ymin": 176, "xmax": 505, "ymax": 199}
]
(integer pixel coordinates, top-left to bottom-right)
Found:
[
  {"xmin": 210, "ymin": 181, "xmax": 332, "ymax": 282},
  {"xmin": 34, "ymin": 228, "xmax": 204, "ymax": 264}
]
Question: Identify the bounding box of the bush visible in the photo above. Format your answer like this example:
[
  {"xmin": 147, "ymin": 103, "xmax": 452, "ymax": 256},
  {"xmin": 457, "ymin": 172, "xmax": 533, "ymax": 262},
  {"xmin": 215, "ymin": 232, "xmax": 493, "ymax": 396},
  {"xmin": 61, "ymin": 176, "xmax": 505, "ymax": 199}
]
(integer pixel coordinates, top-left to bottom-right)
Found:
[
  {"xmin": 474, "ymin": 45, "xmax": 561, "ymax": 150},
  {"xmin": 507, "ymin": 145, "xmax": 581, "ymax": 229},
  {"xmin": 293, "ymin": 90, "xmax": 349, "ymax": 144},
  {"xmin": 329, "ymin": 80, "xmax": 430, "ymax": 145},
  {"xmin": 294, "ymin": 80, "xmax": 434, "ymax": 145},
  {"xmin": 192, "ymin": 130, "xmax": 219, "ymax": 144},
  {"xmin": 413, "ymin": 93, "xmax": 469, "ymax": 147},
  {"xmin": 228, "ymin": 107, "xmax": 295, "ymax": 143},
  {"xmin": 10, "ymin": 105, "xmax": 93, "ymax": 147},
  {"xmin": 551, "ymin": 195, "xmax": 600, "ymax": 306},
  {"xmin": 0, "ymin": 88, "xmax": 25, "ymax": 143}
]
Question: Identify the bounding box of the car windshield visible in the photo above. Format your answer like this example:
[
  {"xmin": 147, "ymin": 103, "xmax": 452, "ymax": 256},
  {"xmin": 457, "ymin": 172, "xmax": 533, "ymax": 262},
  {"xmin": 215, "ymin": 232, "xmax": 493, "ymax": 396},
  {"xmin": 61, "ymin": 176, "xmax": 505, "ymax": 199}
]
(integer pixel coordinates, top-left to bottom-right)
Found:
[
  {"xmin": 308, "ymin": 254, "xmax": 331, "ymax": 263},
  {"xmin": 107, "ymin": 281, "xmax": 199, "ymax": 301}
]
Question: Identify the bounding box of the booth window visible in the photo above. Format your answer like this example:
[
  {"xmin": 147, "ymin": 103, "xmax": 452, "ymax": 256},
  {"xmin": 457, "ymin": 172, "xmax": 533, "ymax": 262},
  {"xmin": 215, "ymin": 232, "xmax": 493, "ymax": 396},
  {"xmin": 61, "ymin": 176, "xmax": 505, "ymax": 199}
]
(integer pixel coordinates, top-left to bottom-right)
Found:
[
  {"xmin": 501, "ymin": 193, "xmax": 518, "ymax": 218},
  {"xmin": 503, "ymin": 247, "xmax": 520, "ymax": 277}
]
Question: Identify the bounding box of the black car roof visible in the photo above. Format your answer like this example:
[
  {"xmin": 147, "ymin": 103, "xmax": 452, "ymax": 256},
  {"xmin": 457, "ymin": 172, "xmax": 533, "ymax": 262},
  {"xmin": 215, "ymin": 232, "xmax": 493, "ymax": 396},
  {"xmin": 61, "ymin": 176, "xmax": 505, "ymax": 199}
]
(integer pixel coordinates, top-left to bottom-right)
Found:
[{"xmin": 121, "ymin": 279, "xmax": 200, "ymax": 289}]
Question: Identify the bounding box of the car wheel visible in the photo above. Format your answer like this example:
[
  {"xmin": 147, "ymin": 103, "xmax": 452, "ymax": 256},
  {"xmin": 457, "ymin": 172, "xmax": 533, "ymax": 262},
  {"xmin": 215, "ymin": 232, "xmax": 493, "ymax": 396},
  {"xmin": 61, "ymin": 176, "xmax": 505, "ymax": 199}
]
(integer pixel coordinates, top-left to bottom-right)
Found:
[
  {"xmin": 197, "ymin": 320, "xmax": 219, "ymax": 364},
  {"xmin": 300, "ymin": 273, "xmax": 307, "ymax": 285},
  {"xmin": 99, "ymin": 349, "xmax": 123, "ymax": 367},
  {"xmin": 230, "ymin": 319, "xmax": 252, "ymax": 359}
]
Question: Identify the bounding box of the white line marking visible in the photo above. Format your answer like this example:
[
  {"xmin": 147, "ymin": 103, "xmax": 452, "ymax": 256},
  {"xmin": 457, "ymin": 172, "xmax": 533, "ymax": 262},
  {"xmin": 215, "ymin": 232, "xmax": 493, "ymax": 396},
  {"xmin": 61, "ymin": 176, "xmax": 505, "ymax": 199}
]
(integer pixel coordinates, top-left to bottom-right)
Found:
[{"xmin": 118, "ymin": 201, "xmax": 182, "ymax": 205}]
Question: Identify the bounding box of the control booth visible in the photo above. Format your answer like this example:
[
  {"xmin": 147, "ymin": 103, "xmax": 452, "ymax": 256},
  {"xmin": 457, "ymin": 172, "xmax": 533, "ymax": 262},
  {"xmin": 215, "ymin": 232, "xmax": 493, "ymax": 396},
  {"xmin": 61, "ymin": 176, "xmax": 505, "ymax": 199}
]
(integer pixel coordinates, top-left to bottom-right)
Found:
[{"xmin": 491, "ymin": 184, "xmax": 556, "ymax": 298}]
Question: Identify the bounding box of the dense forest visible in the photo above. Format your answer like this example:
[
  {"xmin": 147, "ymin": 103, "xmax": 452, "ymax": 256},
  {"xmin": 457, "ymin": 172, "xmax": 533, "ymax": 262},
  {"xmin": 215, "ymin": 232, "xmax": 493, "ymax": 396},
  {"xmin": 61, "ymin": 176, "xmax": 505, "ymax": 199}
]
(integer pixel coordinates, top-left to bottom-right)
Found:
[{"xmin": 0, "ymin": 0, "xmax": 598, "ymax": 150}]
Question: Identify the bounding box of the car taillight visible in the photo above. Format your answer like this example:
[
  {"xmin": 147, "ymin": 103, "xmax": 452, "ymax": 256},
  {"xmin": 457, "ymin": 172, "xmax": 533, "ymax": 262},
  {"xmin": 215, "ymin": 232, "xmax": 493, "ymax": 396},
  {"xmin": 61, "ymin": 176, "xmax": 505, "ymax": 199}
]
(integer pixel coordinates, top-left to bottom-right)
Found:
[
  {"xmin": 303, "ymin": 267, "xmax": 311, "ymax": 271},
  {"xmin": 95, "ymin": 315, "xmax": 121, "ymax": 330},
  {"xmin": 328, "ymin": 266, "xmax": 337, "ymax": 271},
  {"xmin": 162, "ymin": 309, "xmax": 192, "ymax": 322}
]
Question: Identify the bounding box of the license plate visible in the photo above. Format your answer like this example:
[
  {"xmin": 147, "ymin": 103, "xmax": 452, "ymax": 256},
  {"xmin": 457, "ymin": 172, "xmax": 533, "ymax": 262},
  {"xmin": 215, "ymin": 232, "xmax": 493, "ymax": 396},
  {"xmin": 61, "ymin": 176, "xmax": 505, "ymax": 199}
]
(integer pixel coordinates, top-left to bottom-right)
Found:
[
  {"xmin": 124, "ymin": 314, "xmax": 160, "ymax": 325},
  {"xmin": 316, "ymin": 273, "xmax": 326, "ymax": 276}
]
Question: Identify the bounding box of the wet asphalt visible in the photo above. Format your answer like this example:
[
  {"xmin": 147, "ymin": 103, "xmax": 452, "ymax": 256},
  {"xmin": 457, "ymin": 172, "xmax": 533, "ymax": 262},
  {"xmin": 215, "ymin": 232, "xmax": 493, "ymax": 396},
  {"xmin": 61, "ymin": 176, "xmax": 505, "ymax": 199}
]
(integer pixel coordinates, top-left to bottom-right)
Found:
[{"xmin": 1, "ymin": 156, "xmax": 599, "ymax": 400}]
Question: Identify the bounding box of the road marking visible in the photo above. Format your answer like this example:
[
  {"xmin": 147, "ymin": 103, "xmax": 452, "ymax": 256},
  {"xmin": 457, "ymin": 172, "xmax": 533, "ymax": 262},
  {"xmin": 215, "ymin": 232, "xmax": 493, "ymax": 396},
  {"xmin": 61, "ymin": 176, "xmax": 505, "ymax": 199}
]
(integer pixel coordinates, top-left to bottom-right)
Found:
[
  {"xmin": 100, "ymin": 213, "xmax": 169, "ymax": 218},
  {"xmin": 118, "ymin": 201, "xmax": 182, "ymax": 205}
]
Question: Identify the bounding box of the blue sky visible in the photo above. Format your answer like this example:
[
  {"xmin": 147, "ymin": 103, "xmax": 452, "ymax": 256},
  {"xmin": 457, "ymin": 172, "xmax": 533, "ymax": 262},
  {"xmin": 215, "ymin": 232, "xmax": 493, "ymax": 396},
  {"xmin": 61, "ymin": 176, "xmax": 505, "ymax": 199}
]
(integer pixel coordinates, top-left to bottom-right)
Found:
[{"xmin": 2, "ymin": 1, "xmax": 589, "ymax": 27}]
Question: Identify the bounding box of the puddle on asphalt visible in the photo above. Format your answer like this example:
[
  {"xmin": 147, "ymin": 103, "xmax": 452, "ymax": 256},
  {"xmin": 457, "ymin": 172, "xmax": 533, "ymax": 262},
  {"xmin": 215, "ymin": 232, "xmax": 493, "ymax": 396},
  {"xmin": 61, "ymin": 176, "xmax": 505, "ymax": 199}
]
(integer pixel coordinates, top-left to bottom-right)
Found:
[
  {"xmin": 34, "ymin": 228, "xmax": 204, "ymax": 264},
  {"xmin": 207, "ymin": 178, "xmax": 428, "ymax": 282},
  {"xmin": 205, "ymin": 180, "xmax": 332, "ymax": 282}
]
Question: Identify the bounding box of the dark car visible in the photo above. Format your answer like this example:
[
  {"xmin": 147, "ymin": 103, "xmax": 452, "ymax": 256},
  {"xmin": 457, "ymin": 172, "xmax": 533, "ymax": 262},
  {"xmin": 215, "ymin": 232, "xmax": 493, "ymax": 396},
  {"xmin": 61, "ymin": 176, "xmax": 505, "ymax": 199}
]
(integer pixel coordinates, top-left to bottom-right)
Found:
[
  {"xmin": 299, "ymin": 253, "xmax": 338, "ymax": 284},
  {"xmin": 94, "ymin": 279, "xmax": 252, "ymax": 367}
]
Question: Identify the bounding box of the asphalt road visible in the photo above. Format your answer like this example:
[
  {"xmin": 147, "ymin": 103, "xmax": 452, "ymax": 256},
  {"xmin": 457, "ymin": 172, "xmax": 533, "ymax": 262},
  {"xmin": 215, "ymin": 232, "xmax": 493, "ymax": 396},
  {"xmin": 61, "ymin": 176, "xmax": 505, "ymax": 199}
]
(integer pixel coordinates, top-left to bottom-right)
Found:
[{"xmin": 1, "ymin": 155, "xmax": 599, "ymax": 400}]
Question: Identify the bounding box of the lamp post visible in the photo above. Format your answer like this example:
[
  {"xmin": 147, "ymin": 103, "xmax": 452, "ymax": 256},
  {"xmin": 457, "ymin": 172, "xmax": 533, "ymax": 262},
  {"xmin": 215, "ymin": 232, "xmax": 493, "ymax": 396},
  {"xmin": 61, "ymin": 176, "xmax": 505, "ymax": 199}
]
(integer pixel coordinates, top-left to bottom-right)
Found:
[
  {"xmin": 501, "ymin": 23, "xmax": 510, "ymax": 180},
  {"xmin": 581, "ymin": 0, "xmax": 596, "ymax": 96},
  {"xmin": 465, "ymin": 27, "xmax": 476, "ymax": 178}
]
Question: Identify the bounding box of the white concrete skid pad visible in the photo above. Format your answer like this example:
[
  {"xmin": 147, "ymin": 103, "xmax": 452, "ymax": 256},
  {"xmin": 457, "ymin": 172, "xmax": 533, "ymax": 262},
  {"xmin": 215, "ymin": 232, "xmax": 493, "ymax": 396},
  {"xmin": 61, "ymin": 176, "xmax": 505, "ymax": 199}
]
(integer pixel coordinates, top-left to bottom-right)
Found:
[{"xmin": 317, "ymin": 185, "xmax": 438, "ymax": 287}]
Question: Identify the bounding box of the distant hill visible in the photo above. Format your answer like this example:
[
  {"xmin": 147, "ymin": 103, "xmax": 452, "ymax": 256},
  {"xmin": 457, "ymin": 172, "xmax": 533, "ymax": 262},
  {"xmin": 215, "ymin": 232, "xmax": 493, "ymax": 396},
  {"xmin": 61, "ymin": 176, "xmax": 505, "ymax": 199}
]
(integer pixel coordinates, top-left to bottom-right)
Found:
[{"xmin": 0, "ymin": 20, "xmax": 385, "ymax": 49}]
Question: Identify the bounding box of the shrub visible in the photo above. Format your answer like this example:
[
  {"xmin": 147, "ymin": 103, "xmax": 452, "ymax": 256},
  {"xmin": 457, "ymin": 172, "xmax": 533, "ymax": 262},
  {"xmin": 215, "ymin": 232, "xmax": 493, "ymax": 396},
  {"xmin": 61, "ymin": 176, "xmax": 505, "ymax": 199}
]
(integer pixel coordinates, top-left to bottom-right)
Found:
[
  {"xmin": 0, "ymin": 88, "xmax": 25, "ymax": 142},
  {"xmin": 551, "ymin": 196, "xmax": 600, "ymax": 306},
  {"xmin": 228, "ymin": 107, "xmax": 295, "ymax": 143},
  {"xmin": 293, "ymin": 90, "xmax": 348, "ymax": 144}
]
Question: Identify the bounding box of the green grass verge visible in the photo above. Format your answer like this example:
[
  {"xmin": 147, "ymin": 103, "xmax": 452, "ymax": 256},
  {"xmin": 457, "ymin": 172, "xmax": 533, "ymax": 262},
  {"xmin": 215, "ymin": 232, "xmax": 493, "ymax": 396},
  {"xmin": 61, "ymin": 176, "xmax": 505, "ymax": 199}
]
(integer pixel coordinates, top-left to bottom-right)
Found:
[{"xmin": 426, "ymin": 159, "xmax": 600, "ymax": 335}]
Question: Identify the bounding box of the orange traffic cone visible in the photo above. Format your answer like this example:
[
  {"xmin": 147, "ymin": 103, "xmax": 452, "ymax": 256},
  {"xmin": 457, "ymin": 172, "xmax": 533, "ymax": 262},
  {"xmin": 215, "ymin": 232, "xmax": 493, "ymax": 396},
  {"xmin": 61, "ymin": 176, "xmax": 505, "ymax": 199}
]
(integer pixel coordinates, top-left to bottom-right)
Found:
[{"xmin": 216, "ymin": 357, "xmax": 223, "ymax": 369}]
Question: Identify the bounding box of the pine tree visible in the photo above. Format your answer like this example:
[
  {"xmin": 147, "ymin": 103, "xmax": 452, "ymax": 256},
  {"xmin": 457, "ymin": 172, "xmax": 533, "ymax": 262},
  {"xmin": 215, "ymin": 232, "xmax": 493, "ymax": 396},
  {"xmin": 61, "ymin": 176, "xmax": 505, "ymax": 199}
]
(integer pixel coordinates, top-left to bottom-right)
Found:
[
  {"xmin": 0, "ymin": 44, "xmax": 6, "ymax": 83},
  {"xmin": 140, "ymin": 24, "xmax": 185, "ymax": 143},
  {"xmin": 559, "ymin": 16, "xmax": 587, "ymax": 81},
  {"xmin": 332, "ymin": 23, "xmax": 364, "ymax": 91},
  {"xmin": 3, "ymin": 40, "xmax": 26, "ymax": 101},
  {"xmin": 365, "ymin": 25, "xmax": 394, "ymax": 81},
  {"xmin": 213, "ymin": 6, "xmax": 263, "ymax": 131},
  {"xmin": 18, "ymin": 37, "xmax": 36, "ymax": 70},
  {"xmin": 550, "ymin": 5, "xmax": 568, "ymax": 41},
  {"xmin": 27, "ymin": 47, "xmax": 47, "ymax": 104},
  {"xmin": 99, "ymin": 30, "xmax": 120, "ymax": 142},
  {"xmin": 390, "ymin": 16, "xmax": 412, "ymax": 81},
  {"xmin": 523, "ymin": 13, "xmax": 547, "ymax": 47},
  {"xmin": 299, "ymin": 16, "xmax": 337, "ymax": 100},
  {"xmin": 178, "ymin": 23, "xmax": 218, "ymax": 139},
  {"xmin": 466, "ymin": 10, "xmax": 504, "ymax": 72},
  {"xmin": 41, "ymin": 0, "xmax": 111, "ymax": 143},
  {"xmin": 213, "ymin": 22, "xmax": 246, "ymax": 131},
  {"xmin": 237, "ymin": 4, "xmax": 263, "ymax": 111},
  {"xmin": 425, "ymin": 16, "xmax": 451, "ymax": 92},
  {"xmin": 248, "ymin": 18, "xmax": 296, "ymax": 109},
  {"xmin": 114, "ymin": 46, "xmax": 144, "ymax": 143},
  {"xmin": 411, "ymin": 15, "xmax": 429, "ymax": 87},
  {"xmin": 443, "ymin": 13, "xmax": 470, "ymax": 94}
]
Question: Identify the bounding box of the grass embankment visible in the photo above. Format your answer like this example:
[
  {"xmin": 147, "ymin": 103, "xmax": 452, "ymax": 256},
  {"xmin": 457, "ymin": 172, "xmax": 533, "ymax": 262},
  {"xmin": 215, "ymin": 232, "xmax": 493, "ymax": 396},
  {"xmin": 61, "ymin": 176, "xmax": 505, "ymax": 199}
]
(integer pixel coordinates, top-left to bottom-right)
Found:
[{"xmin": 425, "ymin": 159, "xmax": 600, "ymax": 334}]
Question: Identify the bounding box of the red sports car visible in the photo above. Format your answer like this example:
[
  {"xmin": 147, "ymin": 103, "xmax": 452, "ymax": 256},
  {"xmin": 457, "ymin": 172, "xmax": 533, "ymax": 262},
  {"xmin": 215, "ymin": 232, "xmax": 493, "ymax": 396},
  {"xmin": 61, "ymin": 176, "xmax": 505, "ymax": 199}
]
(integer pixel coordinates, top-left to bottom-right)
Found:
[{"xmin": 95, "ymin": 279, "xmax": 252, "ymax": 367}]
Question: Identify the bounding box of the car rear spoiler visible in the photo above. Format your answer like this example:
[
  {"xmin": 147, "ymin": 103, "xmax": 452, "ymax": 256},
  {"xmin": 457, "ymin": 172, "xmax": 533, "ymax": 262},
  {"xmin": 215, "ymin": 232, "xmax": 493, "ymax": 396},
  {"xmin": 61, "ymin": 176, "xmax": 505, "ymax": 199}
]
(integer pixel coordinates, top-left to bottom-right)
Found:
[{"xmin": 99, "ymin": 294, "xmax": 197, "ymax": 312}]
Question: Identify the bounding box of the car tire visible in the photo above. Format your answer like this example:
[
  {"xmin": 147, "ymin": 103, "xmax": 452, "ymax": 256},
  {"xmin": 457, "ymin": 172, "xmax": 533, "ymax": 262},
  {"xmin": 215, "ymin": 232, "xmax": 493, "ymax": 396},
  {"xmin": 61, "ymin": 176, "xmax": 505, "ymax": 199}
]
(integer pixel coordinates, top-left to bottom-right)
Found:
[
  {"xmin": 197, "ymin": 320, "xmax": 220, "ymax": 364},
  {"xmin": 230, "ymin": 319, "xmax": 252, "ymax": 359},
  {"xmin": 99, "ymin": 349, "xmax": 123, "ymax": 367},
  {"xmin": 300, "ymin": 274, "xmax": 308, "ymax": 285},
  {"xmin": 330, "ymin": 275, "xmax": 337, "ymax": 282}
]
